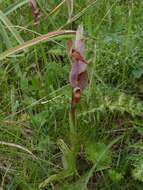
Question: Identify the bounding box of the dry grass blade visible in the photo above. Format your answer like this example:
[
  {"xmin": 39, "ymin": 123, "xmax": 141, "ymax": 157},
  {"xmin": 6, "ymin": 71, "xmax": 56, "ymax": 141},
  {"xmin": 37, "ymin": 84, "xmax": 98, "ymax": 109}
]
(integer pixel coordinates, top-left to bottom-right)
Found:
[
  {"xmin": 0, "ymin": 164, "xmax": 11, "ymax": 189},
  {"xmin": 0, "ymin": 141, "xmax": 37, "ymax": 159},
  {"xmin": 48, "ymin": 0, "xmax": 66, "ymax": 17},
  {"xmin": 0, "ymin": 30, "xmax": 76, "ymax": 60}
]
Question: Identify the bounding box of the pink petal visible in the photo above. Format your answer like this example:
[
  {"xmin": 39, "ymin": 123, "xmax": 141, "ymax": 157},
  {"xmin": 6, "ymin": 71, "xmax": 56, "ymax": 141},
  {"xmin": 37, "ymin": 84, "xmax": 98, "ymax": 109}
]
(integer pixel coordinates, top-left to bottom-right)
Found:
[{"xmin": 69, "ymin": 61, "xmax": 79, "ymax": 89}]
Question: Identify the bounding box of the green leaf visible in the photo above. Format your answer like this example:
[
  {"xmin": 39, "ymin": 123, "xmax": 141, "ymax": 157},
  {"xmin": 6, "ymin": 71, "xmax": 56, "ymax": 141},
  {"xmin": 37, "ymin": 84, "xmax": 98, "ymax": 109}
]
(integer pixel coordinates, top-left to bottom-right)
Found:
[
  {"xmin": 30, "ymin": 111, "xmax": 47, "ymax": 127},
  {"xmin": 60, "ymin": 173, "xmax": 89, "ymax": 190},
  {"xmin": 39, "ymin": 139, "xmax": 77, "ymax": 188},
  {"xmin": 85, "ymin": 142, "xmax": 112, "ymax": 171},
  {"xmin": 58, "ymin": 139, "xmax": 76, "ymax": 171},
  {"xmin": 31, "ymin": 76, "xmax": 41, "ymax": 91},
  {"xmin": 83, "ymin": 136, "xmax": 123, "ymax": 189},
  {"xmin": 132, "ymin": 163, "xmax": 143, "ymax": 182},
  {"xmin": 108, "ymin": 169, "xmax": 123, "ymax": 182},
  {"xmin": 132, "ymin": 69, "xmax": 143, "ymax": 79},
  {"xmin": 39, "ymin": 170, "xmax": 74, "ymax": 189},
  {"xmin": 23, "ymin": 96, "xmax": 36, "ymax": 106}
]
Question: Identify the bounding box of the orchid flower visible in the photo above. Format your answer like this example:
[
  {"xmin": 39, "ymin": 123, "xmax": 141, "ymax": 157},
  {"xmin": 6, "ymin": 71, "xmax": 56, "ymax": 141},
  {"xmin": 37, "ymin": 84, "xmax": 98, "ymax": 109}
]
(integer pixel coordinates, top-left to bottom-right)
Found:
[{"xmin": 67, "ymin": 25, "xmax": 90, "ymax": 113}]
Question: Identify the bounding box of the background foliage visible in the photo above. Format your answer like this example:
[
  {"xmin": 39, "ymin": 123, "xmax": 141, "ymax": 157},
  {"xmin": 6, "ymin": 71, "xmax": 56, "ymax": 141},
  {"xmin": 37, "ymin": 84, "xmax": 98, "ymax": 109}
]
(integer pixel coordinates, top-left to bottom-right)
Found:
[{"xmin": 0, "ymin": 0, "xmax": 143, "ymax": 189}]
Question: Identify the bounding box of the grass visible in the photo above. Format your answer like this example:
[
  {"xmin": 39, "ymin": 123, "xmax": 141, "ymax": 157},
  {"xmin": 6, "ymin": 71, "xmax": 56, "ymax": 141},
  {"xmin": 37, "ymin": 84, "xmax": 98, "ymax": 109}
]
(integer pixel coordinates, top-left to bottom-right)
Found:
[{"xmin": 0, "ymin": 0, "xmax": 143, "ymax": 189}]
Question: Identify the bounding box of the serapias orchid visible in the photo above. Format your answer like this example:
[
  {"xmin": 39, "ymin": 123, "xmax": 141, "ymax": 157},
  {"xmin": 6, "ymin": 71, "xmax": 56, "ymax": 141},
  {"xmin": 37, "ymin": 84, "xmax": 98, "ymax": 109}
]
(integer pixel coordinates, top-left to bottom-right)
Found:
[{"xmin": 67, "ymin": 25, "xmax": 90, "ymax": 114}]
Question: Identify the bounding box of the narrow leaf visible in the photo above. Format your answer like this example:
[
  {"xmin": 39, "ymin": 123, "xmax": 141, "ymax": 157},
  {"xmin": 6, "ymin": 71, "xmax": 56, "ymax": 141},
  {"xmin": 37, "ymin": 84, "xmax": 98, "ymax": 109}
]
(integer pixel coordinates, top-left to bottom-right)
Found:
[
  {"xmin": 66, "ymin": 0, "xmax": 73, "ymax": 22},
  {"xmin": 0, "ymin": 21, "xmax": 12, "ymax": 49},
  {"xmin": 4, "ymin": 0, "xmax": 29, "ymax": 15}
]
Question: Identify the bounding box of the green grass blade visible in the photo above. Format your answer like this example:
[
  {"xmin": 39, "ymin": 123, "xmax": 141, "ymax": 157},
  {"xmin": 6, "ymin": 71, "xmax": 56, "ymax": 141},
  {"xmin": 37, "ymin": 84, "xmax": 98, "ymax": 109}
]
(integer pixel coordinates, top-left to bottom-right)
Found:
[
  {"xmin": 0, "ymin": 10, "xmax": 24, "ymax": 45},
  {"xmin": 60, "ymin": 0, "xmax": 98, "ymax": 29},
  {"xmin": 66, "ymin": 0, "xmax": 73, "ymax": 22},
  {"xmin": 0, "ymin": 21, "xmax": 12, "ymax": 49},
  {"xmin": 4, "ymin": 0, "xmax": 29, "ymax": 15}
]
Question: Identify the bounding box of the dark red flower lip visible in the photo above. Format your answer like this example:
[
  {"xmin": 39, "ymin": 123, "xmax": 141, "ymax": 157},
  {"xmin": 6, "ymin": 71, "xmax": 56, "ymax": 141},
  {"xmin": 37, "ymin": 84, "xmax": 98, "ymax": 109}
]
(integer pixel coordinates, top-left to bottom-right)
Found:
[{"xmin": 73, "ymin": 87, "xmax": 81, "ymax": 99}]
